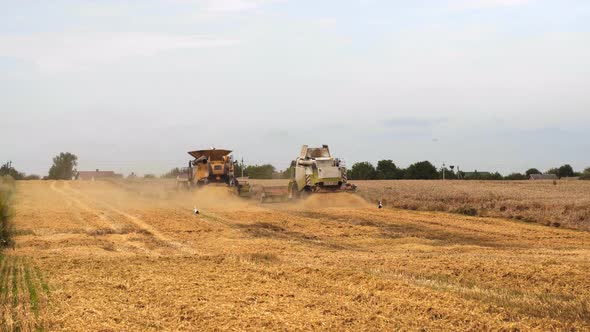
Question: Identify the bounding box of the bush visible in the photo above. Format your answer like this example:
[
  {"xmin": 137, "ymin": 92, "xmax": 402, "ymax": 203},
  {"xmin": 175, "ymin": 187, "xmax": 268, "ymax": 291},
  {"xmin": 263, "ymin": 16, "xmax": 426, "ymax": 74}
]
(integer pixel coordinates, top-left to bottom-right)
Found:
[
  {"xmin": 0, "ymin": 162, "xmax": 24, "ymax": 180},
  {"xmin": 244, "ymin": 164, "xmax": 275, "ymax": 179},
  {"xmin": 0, "ymin": 176, "xmax": 15, "ymax": 247},
  {"xmin": 454, "ymin": 206, "xmax": 478, "ymax": 216}
]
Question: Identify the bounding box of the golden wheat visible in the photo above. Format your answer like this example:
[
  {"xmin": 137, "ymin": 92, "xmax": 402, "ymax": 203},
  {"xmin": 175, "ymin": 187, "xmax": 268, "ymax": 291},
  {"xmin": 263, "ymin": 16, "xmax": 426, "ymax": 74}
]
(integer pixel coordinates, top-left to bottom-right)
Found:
[{"xmin": 6, "ymin": 180, "xmax": 590, "ymax": 331}]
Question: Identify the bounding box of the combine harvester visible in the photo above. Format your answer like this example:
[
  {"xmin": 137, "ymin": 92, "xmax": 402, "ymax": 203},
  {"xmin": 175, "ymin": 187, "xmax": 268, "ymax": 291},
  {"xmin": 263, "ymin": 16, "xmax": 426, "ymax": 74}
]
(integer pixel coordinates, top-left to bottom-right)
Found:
[
  {"xmin": 177, "ymin": 148, "xmax": 236, "ymax": 187},
  {"xmin": 176, "ymin": 148, "xmax": 253, "ymax": 196},
  {"xmin": 176, "ymin": 145, "xmax": 354, "ymax": 203},
  {"xmin": 260, "ymin": 145, "xmax": 356, "ymax": 203}
]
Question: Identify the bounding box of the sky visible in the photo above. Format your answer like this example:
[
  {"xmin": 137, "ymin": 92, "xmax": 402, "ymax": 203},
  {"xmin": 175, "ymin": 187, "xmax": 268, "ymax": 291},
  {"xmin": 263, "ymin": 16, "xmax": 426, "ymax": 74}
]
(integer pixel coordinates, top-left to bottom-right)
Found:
[{"xmin": 1, "ymin": 0, "xmax": 589, "ymax": 176}]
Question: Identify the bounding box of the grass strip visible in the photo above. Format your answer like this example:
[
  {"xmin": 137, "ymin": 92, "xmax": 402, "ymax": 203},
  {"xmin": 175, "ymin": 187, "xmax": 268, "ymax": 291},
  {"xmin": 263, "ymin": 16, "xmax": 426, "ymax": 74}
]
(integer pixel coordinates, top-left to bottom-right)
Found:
[
  {"xmin": 34, "ymin": 267, "xmax": 49, "ymax": 295},
  {"xmin": 24, "ymin": 264, "xmax": 39, "ymax": 316},
  {"xmin": 11, "ymin": 256, "xmax": 18, "ymax": 308}
]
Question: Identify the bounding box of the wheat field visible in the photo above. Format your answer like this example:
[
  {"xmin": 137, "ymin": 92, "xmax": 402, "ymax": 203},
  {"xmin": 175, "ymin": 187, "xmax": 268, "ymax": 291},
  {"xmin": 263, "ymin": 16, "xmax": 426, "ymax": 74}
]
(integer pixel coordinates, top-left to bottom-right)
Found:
[
  {"xmin": 250, "ymin": 179, "xmax": 590, "ymax": 231},
  {"xmin": 353, "ymin": 180, "xmax": 590, "ymax": 231},
  {"xmin": 3, "ymin": 180, "xmax": 590, "ymax": 330}
]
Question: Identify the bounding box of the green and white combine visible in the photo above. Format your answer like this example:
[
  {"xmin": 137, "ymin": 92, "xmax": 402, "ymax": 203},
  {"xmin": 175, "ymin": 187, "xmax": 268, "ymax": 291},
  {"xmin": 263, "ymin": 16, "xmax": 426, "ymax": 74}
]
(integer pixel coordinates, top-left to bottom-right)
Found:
[{"xmin": 288, "ymin": 145, "xmax": 356, "ymax": 199}]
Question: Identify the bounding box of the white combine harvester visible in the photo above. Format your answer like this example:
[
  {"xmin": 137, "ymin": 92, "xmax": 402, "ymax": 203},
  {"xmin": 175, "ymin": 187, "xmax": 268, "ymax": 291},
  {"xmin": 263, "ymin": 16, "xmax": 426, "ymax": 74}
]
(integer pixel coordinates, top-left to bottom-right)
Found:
[
  {"xmin": 258, "ymin": 145, "xmax": 356, "ymax": 203},
  {"xmin": 288, "ymin": 145, "xmax": 356, "ymax": 198}
]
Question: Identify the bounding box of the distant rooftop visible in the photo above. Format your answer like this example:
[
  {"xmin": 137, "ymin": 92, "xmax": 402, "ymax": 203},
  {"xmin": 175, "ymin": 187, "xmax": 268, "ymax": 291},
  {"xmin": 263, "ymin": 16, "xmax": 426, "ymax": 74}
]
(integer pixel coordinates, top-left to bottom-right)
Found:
[
  {"xmin": 77, "ymin": 169, "xmax": 122, "ymax": 180},
  {"xmin": 529, "ymin": 174, "xmax": 558, "ymax": 180}
]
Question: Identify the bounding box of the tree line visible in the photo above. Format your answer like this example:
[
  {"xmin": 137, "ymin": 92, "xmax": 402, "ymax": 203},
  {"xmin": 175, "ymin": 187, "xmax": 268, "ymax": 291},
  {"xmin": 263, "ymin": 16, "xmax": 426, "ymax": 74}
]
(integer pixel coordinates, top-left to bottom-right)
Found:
[
  {"xmin": 161, "ymin": 163, "xmax": 288, "ymax": 180},
  {"xmin": 162, "ymin": 160, "xmax": 590, "ymax": 180},
  {"xmin": 3, "ymin": 152, "xmax": 590, "ymax": 181},
  {"xmin": 1, "ymin": 152, "xmax": 78, "ymax": 180},
  {"xmin": 346, "ymin": 160, "xmax": 590, "ymax": 180}
]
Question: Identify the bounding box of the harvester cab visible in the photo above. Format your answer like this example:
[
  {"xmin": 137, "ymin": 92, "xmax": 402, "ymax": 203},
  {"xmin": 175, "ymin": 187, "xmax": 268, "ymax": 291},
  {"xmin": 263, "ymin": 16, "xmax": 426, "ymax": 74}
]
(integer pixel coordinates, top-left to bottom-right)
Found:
[{"xmin": 288, "ymin": 145, "xmax": 355, "ymax": 198}]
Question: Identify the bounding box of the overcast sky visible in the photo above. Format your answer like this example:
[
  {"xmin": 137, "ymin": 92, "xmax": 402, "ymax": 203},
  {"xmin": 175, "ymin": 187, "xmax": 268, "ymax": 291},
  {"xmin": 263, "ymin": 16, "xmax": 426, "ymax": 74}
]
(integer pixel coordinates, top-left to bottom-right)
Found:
[{"xmin": 1, "ymin": 0, "xmax": 589, "ymax": 176}]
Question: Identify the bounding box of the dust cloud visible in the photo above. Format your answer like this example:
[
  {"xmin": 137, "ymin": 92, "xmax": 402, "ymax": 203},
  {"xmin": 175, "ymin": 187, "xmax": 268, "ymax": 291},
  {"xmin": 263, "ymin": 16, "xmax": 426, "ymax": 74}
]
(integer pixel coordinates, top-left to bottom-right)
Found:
[{"xmin": 297, "ymin": 193, "xmax": 371, "ymax": 210}]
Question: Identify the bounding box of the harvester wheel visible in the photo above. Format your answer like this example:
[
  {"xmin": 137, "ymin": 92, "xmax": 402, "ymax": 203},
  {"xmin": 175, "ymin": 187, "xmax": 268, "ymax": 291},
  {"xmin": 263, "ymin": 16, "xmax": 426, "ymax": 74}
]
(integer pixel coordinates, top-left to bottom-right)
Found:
[
  {"xmin": 289, "ymin": 183, "xmax": 300, "ymax": 200},
  {"xmin": 300, "ymin": 188, "xmax": 310, "ymax": 199}
]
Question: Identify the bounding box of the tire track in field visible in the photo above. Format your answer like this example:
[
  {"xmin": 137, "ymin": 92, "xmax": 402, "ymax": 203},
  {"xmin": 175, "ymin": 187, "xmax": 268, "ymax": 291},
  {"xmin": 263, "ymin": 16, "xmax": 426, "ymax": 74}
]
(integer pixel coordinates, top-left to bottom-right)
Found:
[
  {"xmin": 62, "ymin": 182, "xmax": 196, "ymax": 255},
  {"xmin": 50, "ymin": 181, "xmax": 118, "ymax": 233}
]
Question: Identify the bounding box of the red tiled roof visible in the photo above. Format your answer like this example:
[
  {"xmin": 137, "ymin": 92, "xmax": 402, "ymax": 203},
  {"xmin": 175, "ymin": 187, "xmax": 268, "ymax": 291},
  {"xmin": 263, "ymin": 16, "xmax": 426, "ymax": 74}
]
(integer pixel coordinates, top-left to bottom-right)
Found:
[{"xmin": 77, "ymin": 171, "xmax": 118, "ymax": 180}]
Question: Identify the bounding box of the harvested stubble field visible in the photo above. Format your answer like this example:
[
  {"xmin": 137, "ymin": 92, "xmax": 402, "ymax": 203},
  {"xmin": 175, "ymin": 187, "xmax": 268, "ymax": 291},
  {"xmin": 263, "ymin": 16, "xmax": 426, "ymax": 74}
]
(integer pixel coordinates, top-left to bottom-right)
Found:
[
  {"xmin": 5, "ymin": 180, "xmax": 590, "ymax": 330},
  {"xmin": 250, "ymin": 179, "xmax": 590, "ymax": 231}
]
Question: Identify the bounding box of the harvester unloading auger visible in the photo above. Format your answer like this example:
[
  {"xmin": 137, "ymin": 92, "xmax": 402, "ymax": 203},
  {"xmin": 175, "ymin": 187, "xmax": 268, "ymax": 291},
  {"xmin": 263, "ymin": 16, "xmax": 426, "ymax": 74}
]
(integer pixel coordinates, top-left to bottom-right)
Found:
[{"xmin": 259, "ymin": 145, "xmax": 356, "ymax": 203}]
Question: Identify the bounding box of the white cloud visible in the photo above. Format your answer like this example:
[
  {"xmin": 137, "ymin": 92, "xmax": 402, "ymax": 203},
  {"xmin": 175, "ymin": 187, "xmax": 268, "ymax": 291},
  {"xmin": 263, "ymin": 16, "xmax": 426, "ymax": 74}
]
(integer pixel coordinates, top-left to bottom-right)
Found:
[
  {"xmin": 200, "ymin": 0, "xmax": 278, "ymax": 12},
  {"xmin": 70, "ymin": 1, "xmax": 276, "ymax": 19},
  {"xmin": 0, "ymin": 32, "xmax": 241, "ymax": 72},
  {"xmin": 311, "ymin": 17, "xmax": 338, "ymax": 28},
  {"xmin": 186, "ymin": 0, "xmax": 284, "ymax": 21},
  {"xmin": 451, "ymin": 0, "xmax": 535, "ymax": 9}
]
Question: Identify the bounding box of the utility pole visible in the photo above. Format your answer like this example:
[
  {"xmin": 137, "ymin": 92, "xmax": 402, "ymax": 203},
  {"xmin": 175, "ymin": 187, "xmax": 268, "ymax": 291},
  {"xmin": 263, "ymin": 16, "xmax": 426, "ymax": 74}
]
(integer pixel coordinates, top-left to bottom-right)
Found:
[
  {"xmin": 241, "ymin": 158, "xmax": 244, "ymax": 178},
  {"xmin": 442, "ymin": 163, "xmax": 446, "ymax": 180}
]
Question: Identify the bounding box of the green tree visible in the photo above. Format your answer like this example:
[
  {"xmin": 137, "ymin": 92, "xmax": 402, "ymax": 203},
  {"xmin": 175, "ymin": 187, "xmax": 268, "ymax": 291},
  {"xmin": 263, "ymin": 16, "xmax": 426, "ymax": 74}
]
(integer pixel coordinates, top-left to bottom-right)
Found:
[
  {"xmin": 546, "ymin": 168, "xmax": 559, "ymax": 176},
  {"xmin": 0, "ymin": 162, "xmax": 24, "ymax": 180},
  {"xmin": 274, "ymin": 160, "xmax": 296, "ymax": 179},
  {"xmin": 525, "ymin": 168, "xmax": 540, "ymax": 176},
  {"xmin": 482, "ymin": 172, "xmax": 504, "ymax": 180},
  {"xmin": 405, "ymin": 161, "xmax": 438, "ymax": 179},
  {"xmin": 581, "ymin": 167, "xmax": 590, "ymax": 180},
  {"xmin": 505, "ymin": 173, "xmax": 527, "ymax": 180},
  {"xmin": 244, "ymin": 164, "xmax": 275, "ymax": 179},
  {"xmin": 376, "ymin": 160, "xmax": 401, "ymax": 179},
  {"xmin": 48, "ymin": 153, "xmax": 78, "ymax": 180},
  {"xmin": 161, "ymin": 167, "xmax": 182, "ymax": 178},
  {"xmin": 438, "ymin": 167, "xmax": 458, "ymax": 180},
  {"xmin": 349, "ymin": 162, "xmax": 376, "ymax": 180},
  {"xmin": 558, "ymin": 164, "xmax": 575, "ymax": 178},
  {"xmin": 277, "ymin": 166, "xmax": 295, "ymax": 179},
  {"xmin": 233, "ymin": 164, "xmax": 243, "ymax": 178}
]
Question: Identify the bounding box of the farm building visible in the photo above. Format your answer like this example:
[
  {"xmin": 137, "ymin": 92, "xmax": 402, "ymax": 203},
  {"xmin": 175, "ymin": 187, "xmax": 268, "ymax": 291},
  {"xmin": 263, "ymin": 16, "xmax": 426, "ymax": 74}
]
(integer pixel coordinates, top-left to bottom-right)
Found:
[
  {"xmin": 529, "ymin": 174, "xmax": 558, "ymax": 180},
  {"xmin": 462, "ymin": 171, "xmax": 491, "ymax": 179},
  {"xmin": 77, "ymin": 169, "xmax": 122, "ymax": 181}
]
